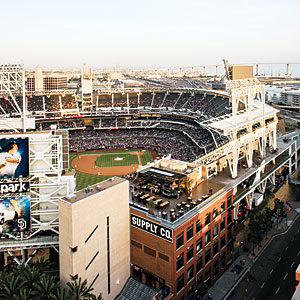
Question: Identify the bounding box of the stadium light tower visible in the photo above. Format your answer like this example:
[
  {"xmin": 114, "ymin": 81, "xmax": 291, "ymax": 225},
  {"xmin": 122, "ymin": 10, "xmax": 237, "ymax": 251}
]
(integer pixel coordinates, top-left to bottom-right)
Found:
[{"xmin": 0, "ymin": 64, "xmax": 27, "ymax": 131}]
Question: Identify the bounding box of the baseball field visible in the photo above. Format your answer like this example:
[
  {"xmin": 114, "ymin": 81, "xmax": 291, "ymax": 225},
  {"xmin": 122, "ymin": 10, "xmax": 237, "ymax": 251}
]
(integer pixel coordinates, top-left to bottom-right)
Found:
[{"xmin": 70, "ymin": 149, "xmax": 154, "ymax": 191}]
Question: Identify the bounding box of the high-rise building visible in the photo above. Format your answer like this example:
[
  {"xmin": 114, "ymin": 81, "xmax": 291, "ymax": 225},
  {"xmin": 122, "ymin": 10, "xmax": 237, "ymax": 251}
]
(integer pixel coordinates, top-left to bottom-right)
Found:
[
  {"xmin": 81, "ymin": 64, "xmax": 94, "ymax": 111},
  {"xmin": 27, "ymin": 65, "xmax": 68, "ymax": 92}
]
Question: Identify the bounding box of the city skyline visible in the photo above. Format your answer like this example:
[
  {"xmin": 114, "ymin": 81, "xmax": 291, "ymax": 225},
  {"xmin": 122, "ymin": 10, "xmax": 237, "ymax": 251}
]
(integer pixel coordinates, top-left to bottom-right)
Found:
[{"xmin": 1, "ymin": 0, "xmax": 299, "ymax": 68}]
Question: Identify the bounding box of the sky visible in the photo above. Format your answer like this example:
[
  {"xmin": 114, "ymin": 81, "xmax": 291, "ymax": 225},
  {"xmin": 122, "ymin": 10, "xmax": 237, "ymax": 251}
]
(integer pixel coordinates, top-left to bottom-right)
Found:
[{"xmin": 1, "ymin": 0, "xmax": 299, "ymax": 69}]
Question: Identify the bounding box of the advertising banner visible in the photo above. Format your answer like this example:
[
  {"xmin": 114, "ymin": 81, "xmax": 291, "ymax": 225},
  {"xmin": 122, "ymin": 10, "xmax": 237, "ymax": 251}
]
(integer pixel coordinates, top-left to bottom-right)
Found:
[
  {"xmin": 0, "ymin": 196, "xmax": 30, "ymax": 233},
  {"xmin": 131, "ymin": 214, "xmax": 173, "ymax": 242},
  {"xmin": 0, "ymin": 137, "xmax": 29, "ymax": 179},
  {"xmin": 0, "ymin": 181, "xmax": 30, "ymax": 194}
]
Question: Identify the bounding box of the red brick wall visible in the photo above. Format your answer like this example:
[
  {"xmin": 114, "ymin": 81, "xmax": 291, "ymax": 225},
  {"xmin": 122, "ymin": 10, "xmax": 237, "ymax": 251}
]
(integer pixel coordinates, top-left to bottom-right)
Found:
[{"xmin": 130, "ymin": 188, "xmax": 234, "ymax": 300}]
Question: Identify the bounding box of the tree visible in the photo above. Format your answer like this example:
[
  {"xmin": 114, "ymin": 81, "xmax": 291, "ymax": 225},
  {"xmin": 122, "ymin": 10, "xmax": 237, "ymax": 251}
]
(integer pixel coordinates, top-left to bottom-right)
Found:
[
  {"xmin": 91, "ymin": 294, "xmax": 103, "ymax": 300},
  {"xmin": 0, "ymin": 273, "xmax": 24, "ymax": 300},
  {"xmin": 67, "ymin": 277, "xmax": 95, "ymax": 300},
  {"xmin": 32, "ymin": 274, "xmax": 61, "ymax": 300},
  {"xmin": 50, "ymin": 287, "xmax": 71, "ymax": 300},
  {"xmin": 12, "ymin": 288, "xmax": 32, "ymax": 300}
]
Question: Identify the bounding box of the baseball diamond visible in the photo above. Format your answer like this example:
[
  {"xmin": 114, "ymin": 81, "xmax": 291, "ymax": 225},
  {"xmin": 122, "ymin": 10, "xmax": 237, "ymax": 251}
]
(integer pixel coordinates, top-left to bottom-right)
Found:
[{"xmin": 70, "ymin": 149, "xmax": 155, "ymax": 190}]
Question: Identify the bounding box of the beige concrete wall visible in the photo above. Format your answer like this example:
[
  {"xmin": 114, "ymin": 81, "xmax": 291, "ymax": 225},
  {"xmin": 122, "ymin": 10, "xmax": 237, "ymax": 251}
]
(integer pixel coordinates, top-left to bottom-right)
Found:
[
  {"xmin": 59, "ymin": 179, "xmax": 130, "ymax": 299},
  {"xmin": 231, "ymin": 66, "xmax": 253, "ymax": 80}
]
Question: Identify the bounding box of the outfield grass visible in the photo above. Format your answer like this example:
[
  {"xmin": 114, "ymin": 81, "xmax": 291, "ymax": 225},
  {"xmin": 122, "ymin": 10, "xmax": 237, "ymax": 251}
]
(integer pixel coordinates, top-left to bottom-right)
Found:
[
  {"xmin": 95, "ymin": 153, "xmax": 139, "ymax": 167},
  {"xmin": 70, "ymin": 149, "xmax": 154, "ymax": 191},
  {"xmin": 140, "ymin": 150, "xmax": 154, "ymax": 166}
]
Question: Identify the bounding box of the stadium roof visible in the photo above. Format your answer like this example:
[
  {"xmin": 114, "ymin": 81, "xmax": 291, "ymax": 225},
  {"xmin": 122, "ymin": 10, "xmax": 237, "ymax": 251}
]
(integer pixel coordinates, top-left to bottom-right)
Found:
[{"xmin": 205, "ymin": 104, "xmax": 278, "ymax": 133}]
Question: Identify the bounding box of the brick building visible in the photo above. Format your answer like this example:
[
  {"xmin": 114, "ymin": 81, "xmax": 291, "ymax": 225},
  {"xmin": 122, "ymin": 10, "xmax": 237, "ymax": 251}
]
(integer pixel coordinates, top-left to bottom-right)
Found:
[{"xmin": 130, "ymin": 166, "xmax": 234, "ymax": 300}]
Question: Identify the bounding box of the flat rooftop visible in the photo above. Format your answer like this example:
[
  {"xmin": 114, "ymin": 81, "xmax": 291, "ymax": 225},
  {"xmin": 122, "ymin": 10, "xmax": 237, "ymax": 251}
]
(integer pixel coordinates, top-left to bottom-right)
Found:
[
  {"xmin": 63, "ymin": 176, "xmax": 127, "ymax": 203},
  {"xmin": 130, "ymin": 134, "xmax": 293, "ymax": 225},
  {"xmin": 205, "ymin": 103, "xmax": 278, "ymax": 132}
]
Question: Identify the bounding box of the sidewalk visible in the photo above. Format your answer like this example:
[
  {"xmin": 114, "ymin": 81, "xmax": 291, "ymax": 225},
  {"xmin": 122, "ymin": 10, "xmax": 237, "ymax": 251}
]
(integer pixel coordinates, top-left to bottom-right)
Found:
[{"xmin": 204, "ymin": 207, "xmax": 299, "ymax": 300}]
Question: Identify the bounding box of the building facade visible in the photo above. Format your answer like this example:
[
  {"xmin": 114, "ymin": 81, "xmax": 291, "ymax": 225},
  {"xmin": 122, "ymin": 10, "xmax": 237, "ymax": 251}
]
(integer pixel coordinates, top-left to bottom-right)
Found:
[
  {"xmin": 130, "ymin": 186, "xmax": 234, "ymax": 300},
  {"xmin": 59, "ymin": 177, "xmax": 130, "ymax": 299},
  {"xmin": 27, "ymin": 65, "xmax": 67, "ymax": 92},
  {"xmin": 280, "ymin": 90, "xmax": 300, "ymax": 106}
]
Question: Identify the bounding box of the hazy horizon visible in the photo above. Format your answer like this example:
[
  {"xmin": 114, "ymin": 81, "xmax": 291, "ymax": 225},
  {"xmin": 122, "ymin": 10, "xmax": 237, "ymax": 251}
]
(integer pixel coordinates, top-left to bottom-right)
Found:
[{"xmin": 1, "ymin": 0, "xmax": 299, "ymax": 69}]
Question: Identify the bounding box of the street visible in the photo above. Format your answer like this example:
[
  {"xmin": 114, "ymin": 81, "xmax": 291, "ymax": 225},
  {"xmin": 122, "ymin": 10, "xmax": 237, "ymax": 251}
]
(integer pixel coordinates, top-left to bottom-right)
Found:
[{"xmin": 228, "ymin": 214, "xmax": 300, "ymax": 300}]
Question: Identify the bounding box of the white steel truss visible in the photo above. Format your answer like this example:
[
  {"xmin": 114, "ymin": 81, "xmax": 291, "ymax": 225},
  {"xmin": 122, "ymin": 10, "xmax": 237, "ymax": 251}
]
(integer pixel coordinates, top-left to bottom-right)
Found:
[
  {"xmin": 195, "ymin": 78, "xmax": 278, "ymax": 179},
  {"xmin": 0, "ymin": 64, "xmax": 27, "ymax": 131},
  {"xmin": 226, "ymin": 78, "xmax": 265, "ymax": 125},
  {"xmin": 0, "ymin": 132, "xmax": 74, "ymax": 260}
]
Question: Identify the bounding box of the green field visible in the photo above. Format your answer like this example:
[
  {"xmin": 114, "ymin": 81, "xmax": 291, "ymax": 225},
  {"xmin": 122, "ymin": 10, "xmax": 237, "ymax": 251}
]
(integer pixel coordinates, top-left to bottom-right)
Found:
[
  {"xmin": 95, "ymin": 153, "xmax": 139, "ymax": 167},
  {"xmin": 70, "ymin": 149, "xmax": 154, "ymax": 191}
]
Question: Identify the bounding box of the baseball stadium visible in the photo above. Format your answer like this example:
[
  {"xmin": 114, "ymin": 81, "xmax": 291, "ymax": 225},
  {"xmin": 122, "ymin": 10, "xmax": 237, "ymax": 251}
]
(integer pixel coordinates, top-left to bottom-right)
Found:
[{"xmin": 0, "ymin": 63, "xmax": 299, "ymax": 300}]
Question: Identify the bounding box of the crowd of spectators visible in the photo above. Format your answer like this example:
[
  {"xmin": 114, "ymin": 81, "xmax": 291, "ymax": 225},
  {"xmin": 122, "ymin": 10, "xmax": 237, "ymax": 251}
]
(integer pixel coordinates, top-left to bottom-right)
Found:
[
  {"xmin": 27, "ymin": 96, "xmax": 44, "ymax": 111},
  {"xmin": 69, "ymin": 128, "xmax": 205, "ymax": 162},
  {"xmin": 44, "ymin": 95, "xmax": 60, "ymax": 112},
  {"xmin": 0, "ymin": 97, "xmax": 18, "ymax": 114},
  {"xmin": 61, "ymin": 94, "xmax": 77, "ymax": 109}
]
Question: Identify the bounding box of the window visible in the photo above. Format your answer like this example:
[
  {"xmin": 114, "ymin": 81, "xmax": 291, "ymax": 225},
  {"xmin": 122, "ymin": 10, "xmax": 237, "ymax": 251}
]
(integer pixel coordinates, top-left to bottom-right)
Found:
[
  {"xmin": 205, "ymin": 249, "xmax": 211, "ymax": 265},
  {"xmin": 220, "ymin": 218, "xmax": 225, "ymax": 231},
  {"xmin": 85, "ymin": 251, "xmax": 99, "ymax": 271},
  {"xmin": 205, "ymin": 213, "xmax": 211, "ymax": 225},
  {"xmin": 213, "ymin": 259, "xmax": 219, "ymax": 277},
  {"xmin": 177, "ymin": 274, "xmax": 184, "ymax": 292},
  {"xmin": 220, "ymin": 235, "xmax": 225, "ymax": 248},
  {"xmin": 187, "ymin": 265, "xmax": 194, "ymax": 282},
  {"xmin": 221, "ymin": 255, "xmax": 226, "ymax": 269},
  {"xmin": 213, "ymin": 242, "xmax": 219, "ymax": 256},
  {"xmin": 176, "ymin": 253, "xmax": 184, "ymax": 271},
  {"xmin": 227, "ymin": 196, "xmax": 232, "ymax": 209},
  {"xmin": 212, "ymin": 208, "xmax": 218, "ymax": 219},
  {"xmin": 144, "ymin": 246, "xmax": 156, "ymax": 257},
  {"xmin": 205, "ymin": 230, "xmax": 211, "ymax": 245},
  {"xmin": 89, "ymin": 273, "xmax": 99, "ymax": 289},
  {"xmin": 196, "ymin": 219, "xmax": 202, "ymax": 233},
  {"xmin": 131, "ymin": 240, "xmax": 142, "ymax": 249},
  {"xmin": 220, "ymin": 202, "xmax": 225, "ymax": 213},
  {"xmin": 205, "ymin": 268, "xmax": 211, "ymax": 280},
  {"xmin": 85, "ymin": 225, "xmax": 99, "ymax": 243},
  {"xmin": 227, "ymin": 211, "xmax": 232, "ymax": 225},
  {"xmin": 196, "ymin": 255, "xmax": 203, "ymax": 273},
  {"xmin": 213, "ymin": 224, "xmax": 218, "ymax": 238},
  {"xmin": 196, "ymin": 237, "xmax": 202, "ymax": 253},
  {"xmin": 176, "ymin": 233, "xmax": 184, "ymax": 250},
  {"xmin": 187, "ymin": 245, "xmax": 194, "ymax": 262},
  {"xmin": 159, "ymin": 253, "xmax": 169, "ymax": 262},
  {"xmin": 187, "ymin": 225, "xmax": 194, "ymax": 241}
]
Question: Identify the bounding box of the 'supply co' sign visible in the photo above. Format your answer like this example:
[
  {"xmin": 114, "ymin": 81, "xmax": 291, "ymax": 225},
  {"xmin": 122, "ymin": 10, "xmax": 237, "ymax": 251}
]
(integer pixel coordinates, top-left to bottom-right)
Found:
[{"xmin": 131, "ymin": 214, "xmax": 173, "ymax": 242}]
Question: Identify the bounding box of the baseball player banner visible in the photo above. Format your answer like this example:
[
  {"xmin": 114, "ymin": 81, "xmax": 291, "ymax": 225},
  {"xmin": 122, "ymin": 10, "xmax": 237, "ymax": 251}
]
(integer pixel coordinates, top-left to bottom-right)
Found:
[
  {"xmin": 0, "ymin": 138, "xmax": 29, "ymax": 179},
  {"xmin": 0, "ymin": 196, "xmax": 30, "ymax": 233}
]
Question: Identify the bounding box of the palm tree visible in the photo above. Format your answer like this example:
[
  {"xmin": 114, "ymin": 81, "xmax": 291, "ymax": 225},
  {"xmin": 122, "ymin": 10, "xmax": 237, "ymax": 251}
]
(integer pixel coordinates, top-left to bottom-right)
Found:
[
  {"xmin": 50, "ymin": 287, "xmax": 71, "ymax": 300},
  {"xmin": 19, "ymin": 265, "xmax": 44, "ymax": 290},
  {"xmin": 0, "ymin": 273, "xmax": 24, "ymax": 299},
  {"xmin": 67, "ymin": 277, "xmax": 95, "ymax": 300},
  {"xmin": 12, "ymin": 288, "xmax": 33, "ymax": 300},
  {"xmin": 91, "ymin": 294, "xmax": 103, "ymax": 300},
  {"xmin": 32, "ymin": 274, "xmax": 61, "ymax": 300}
]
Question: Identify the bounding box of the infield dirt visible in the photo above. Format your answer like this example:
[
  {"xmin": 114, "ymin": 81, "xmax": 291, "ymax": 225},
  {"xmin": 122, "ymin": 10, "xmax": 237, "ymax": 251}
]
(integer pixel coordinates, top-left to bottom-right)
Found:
[{"xmin": 71, "ymin": 150, "xmax": 142, "ymax": 175}]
